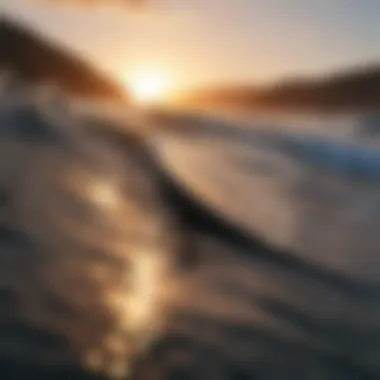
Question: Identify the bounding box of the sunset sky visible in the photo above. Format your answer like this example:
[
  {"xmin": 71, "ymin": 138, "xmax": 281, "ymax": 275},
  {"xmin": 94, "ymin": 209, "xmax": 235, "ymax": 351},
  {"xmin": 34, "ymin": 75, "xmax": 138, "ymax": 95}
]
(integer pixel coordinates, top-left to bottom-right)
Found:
[{"xmin": 1, "ymin": 0, "xmax": 380, "ymax": 92}]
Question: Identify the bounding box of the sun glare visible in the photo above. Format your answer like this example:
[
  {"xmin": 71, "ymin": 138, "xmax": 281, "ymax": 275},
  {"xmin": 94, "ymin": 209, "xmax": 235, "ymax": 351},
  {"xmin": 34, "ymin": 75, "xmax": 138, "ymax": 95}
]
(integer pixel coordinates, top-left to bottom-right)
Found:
[{"xmin": 127, "ymin": 69, "xmax": 171, "ymax": 105}]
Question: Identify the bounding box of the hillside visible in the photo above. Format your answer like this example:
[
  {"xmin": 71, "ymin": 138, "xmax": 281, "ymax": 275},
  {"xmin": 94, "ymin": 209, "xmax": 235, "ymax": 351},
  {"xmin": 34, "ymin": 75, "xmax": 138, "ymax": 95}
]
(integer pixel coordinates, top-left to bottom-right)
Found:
[
  {"xmin": 179, "ymin": 65, "xmax": 380, "ymax": 113},
  {"xmin": 0, "ymin": 17, "xmax": 127, "ymax": 101}
]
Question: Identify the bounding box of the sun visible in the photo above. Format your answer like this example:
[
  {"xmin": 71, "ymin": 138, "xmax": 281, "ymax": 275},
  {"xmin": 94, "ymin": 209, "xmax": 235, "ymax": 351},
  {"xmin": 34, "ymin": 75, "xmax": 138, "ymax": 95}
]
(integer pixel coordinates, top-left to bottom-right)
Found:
[{"xmin": 127, "ymin": 69, "xmax": 171, "ymax": 105}]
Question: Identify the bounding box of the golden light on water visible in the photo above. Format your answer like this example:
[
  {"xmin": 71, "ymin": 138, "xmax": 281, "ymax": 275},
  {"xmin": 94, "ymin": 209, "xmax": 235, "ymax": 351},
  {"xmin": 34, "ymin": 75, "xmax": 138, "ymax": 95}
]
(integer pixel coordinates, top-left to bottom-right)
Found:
[{"xmin": 126, "ymin": 69, "xmax": 173, "ymax": 105}]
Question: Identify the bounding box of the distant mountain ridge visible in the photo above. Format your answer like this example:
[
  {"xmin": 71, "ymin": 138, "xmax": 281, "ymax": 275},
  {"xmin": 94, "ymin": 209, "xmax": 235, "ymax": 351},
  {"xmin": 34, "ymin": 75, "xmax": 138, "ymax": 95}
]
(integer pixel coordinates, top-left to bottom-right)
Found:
[
  {"xmin": 179, "ymin": 64, "xmax": 380, "ymax": 112},
  {"xmin": 0, "ymin": 17, "xmax": 127, "ymax": 101}
]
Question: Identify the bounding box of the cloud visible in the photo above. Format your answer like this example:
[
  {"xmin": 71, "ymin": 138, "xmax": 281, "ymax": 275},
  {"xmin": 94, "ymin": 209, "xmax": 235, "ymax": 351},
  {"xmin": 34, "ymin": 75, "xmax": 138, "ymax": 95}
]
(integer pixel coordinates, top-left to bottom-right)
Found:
[{"xmin": 32, "ymin": 0, "xmax": 149, "ymax": 9}]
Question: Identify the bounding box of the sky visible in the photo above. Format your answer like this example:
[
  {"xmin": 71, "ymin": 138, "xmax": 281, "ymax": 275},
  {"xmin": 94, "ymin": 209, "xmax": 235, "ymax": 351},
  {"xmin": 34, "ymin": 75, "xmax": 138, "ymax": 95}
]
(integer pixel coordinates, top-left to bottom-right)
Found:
[{"xmin": 1, "ymin": 0, "xmax": 380, "ymax": 91}]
